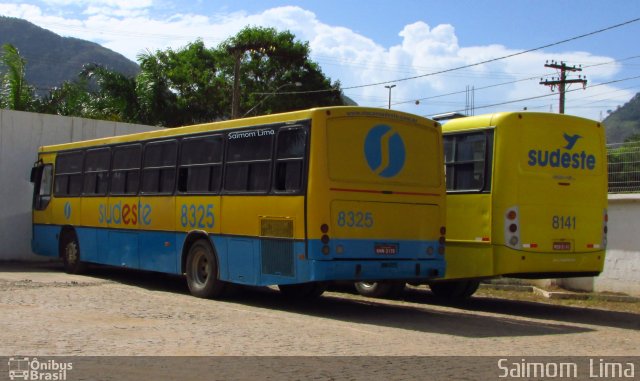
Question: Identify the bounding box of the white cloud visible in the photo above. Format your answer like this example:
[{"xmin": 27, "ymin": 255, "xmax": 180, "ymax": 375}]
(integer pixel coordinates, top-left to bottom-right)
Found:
[{"xmin": 0, "ymin": 2, "xmax": 632, "ymax": 120}]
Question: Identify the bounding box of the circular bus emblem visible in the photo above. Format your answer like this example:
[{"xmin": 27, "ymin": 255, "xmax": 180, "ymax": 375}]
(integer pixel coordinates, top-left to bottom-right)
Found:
[{"xmin": 364, "ymin": 124, "xmax": 406, "ymax": 177}]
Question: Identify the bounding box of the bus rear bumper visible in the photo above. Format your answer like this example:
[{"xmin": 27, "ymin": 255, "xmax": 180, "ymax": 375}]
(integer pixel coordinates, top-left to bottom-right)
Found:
[{"xmin": 306, "ymin": 259, "xmax": 446, "ymax": 283}]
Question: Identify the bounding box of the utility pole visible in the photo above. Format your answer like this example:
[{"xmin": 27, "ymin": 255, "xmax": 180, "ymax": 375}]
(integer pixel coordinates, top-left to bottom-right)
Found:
[
  {"xmin": 384, "ymin": 84, "xmax": 396, "ymax": 109},
  {"xmin": 539, "ymin": 60, "xmax": 587, "ymax": 114},
  {"xmin": 231, "ymin": 50, "xmax": 242, "ymax": 119}
]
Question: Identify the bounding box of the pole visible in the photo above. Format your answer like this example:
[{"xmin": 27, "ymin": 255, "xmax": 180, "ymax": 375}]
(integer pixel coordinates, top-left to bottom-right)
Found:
[
  {"xmin": 231, "ymin": 51, "xmax": 242, "ymax": 119},
  {"xmin": 539, "ymin": 61, "xmax": 587, "ymax": 114},
  {"xmin": 385, "ymin": 85, "xmax": 396, "ymax": 109}
]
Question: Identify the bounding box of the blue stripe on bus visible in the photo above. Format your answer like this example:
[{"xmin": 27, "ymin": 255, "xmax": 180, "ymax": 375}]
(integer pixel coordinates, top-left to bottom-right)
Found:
[{"xmin": 32, "ymin": 224, "xmax": 445, "ymax": 285}]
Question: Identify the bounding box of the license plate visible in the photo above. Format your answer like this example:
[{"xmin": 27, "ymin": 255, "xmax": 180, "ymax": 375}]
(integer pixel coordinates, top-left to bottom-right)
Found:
[
  {"xmin": 375, "ymin": 243, "xmax": 398, "ymax": 255},
  {"xmin": 553, "ymin": 241, "xmax": 571, "ymax": 251}
]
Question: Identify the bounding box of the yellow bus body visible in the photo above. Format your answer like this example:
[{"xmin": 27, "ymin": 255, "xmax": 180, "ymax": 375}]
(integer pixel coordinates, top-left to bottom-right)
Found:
[
  {"xmin": 31, "ymin": 107, "xmax": 446, "ymax": 289},
  {"xmin": 443, "ymin": 112, "xmax": 607, "ymax": 280}
]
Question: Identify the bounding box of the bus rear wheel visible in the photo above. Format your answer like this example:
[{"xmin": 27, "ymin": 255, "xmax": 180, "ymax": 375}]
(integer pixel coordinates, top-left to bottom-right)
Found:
[
  {"xmin": 61, "ymin": 230, "xmax": 87, "ymax": 274},
  {"xmin": 278, "ymin": 282, "xmax": 327, "ymax": 299},
  {"xmin": 354, "ymin": 281, "xmax": 406, "ymax": 298},
  {"xmin": 428, "ymin": 280, "xmax": 480, "ymax": 300},
  {"xmin": 186, "ymin": 239, "xmax": 226, "ymax": 299}
]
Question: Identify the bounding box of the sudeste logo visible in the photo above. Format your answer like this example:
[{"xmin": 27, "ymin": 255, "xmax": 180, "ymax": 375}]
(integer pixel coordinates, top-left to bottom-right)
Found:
[
  {"xmin": 527, "ymin": 132, "xmax": 596, "ymax": 170},
  {"xmin": 364, "ymin": 124, "xmax": 406, "ymax": 177}
]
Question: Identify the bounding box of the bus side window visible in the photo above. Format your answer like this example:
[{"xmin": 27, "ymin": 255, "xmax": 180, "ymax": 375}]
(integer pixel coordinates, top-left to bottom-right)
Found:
[
  {"xmin": 141, "ymin": 140, "xmax": 177, "ymax": 194},
  {"xmin": 111, "ymin": 145, "xmax": 141, "ymax": 195},
  {"xmin": 224, "ymin": 130, "xmax": 274, "ymax": 193},
  {"xmin": 33, "ymin": 164, "xmax": 53, "ymax": 210},
  {"xmin": 54, "ymin": 151, "xmax": 83, "ymax": 197},
  {"xmin": 444, "ymin": 131, "xmax": 493, "ymax": 192},
  {"xmin": 83, "ymin": 148, "xmax": 111, "ymax": 196},
  {"xmin": 274, "ymin": 127, "xmax": 307, "ymax": 193},
  {"xmin": 178, "ymin": 135, "xmax": 223, "ymax": 194}
]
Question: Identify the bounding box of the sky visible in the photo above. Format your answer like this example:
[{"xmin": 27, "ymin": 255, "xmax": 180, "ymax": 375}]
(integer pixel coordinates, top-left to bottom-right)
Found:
[{"xmin": 1, "ymin": 0, "xmax": 640, "ymax": 121}]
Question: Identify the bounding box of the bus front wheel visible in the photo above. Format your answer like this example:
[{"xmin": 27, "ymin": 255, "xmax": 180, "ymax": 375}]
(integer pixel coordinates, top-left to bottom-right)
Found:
[
  {"xmin": 428, "ymin": 280, "xmax": 480, "ymax": 300},
  {"xmin": 354, "ymin": 281, "xmax": 406, "ymax": 298},
  {"xmin": 186, "ymin": 239, "xmax": 226, "ymax": 299},
  {"xmin": 61, "ymin": 230, "xmax": 87, "ymax": 274}
]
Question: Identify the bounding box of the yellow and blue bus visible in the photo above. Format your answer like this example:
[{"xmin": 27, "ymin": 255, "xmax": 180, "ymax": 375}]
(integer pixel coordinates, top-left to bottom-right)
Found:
[
  {"xmin": 30, "ymin": 107, "xmax": 446, "ymax": 299},
  {"xmin": 356, "ymin": 111, "xmax": 608, "ymax": 299}
]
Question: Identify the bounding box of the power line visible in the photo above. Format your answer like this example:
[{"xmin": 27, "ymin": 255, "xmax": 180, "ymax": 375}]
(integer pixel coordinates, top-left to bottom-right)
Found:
[
  {"xmin": 341, "ymin": 17, "xmax": 640, "ymax": 91},
  {"xmin": 271, "ymin": 16, "xmax": 640, "ymax": 95},
  {"xmin": 431, "ymin": 74, "xmax": 640, "ymax": 116}
]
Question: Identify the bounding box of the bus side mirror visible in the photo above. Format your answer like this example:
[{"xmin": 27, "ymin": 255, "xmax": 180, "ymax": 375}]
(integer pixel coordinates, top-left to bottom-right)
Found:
[{"xmin": 30, "ymin": 166, "xmax": 41, "ymax": 183}]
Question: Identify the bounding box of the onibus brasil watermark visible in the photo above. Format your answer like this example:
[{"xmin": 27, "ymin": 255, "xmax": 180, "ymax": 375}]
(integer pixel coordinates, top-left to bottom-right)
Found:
[
  {"xmin": 498, "ymin": 358, "xmax": 636, "ymax": 378},
  {"xmin": 8, "ymin": 358, "xmax": 72, "ymax": 381}
]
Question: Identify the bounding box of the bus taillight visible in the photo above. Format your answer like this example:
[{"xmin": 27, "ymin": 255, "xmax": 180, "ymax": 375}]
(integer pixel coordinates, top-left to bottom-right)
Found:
[
  {"xmin": 505, "ymin": 206, "xmax": 520, "ymax": 249},
  {"xmin": 321, "ymin": 224, "xmax": 330, "ymax": 255},
  {"xmin": 438, "ymin": 226, "xmax": 446, "ymax": 255}
]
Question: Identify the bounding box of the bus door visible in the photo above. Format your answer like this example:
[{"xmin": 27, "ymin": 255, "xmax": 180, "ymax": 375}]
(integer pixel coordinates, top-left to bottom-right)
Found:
[{"xmin": 30, "ymin": 159, "xmax": 56, "ymax": 257}]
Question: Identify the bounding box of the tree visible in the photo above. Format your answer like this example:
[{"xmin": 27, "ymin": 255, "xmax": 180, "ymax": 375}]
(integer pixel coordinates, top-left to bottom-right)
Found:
[
  {"xmin": 0, "ymin": 43, "xmax": 34, "ymax": 111},
  {"xmin": 220, "ymin": 26, "xmax": 343, "ymax": 118},
  {"xmin": 28, "ymin": 27, "xmax": 344, "ymax": 126},
  {"xmin": 33, "ymin": 80, "xmax": 92, "ymax": 116},
  {"xmin": 136, "ymin": 40, "xmax": 226, "ymax": 126},
  {"xmin": 79, "ymin": 63, "xmax": 140, "ymax": 122}
]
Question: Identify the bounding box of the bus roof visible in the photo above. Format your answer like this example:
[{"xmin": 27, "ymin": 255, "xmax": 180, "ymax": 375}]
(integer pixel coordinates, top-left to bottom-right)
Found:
[
  {"xmin": 441, "ymin": 111, "xmax": 598, "ymax": 133},
  {"xmin": 38, "ymin": 106, "xmax": 436, "ymax": 153}
]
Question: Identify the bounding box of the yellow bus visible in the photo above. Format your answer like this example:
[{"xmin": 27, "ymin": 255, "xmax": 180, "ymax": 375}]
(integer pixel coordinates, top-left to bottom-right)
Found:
[
  {"xmin": 30, "ymin": 107, "xmax": 446, "ymax": 299},
  {"xmin": 356, "ymin": 111, "xmax": 608, "ymax": 299}
]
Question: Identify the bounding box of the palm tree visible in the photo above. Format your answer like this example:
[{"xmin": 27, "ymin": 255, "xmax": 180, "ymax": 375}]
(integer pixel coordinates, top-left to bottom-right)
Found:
[
  {"xmin": 80, "ymin": 63, "xmax": 140, "ymax": 122},
  {"xmin": 0, "ymin": 43, "xmax": 33, "ymax": 111}
]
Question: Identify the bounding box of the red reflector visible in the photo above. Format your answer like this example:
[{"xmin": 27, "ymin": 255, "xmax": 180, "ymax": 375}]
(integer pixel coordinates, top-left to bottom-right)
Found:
[
  {"xmin": 531, "ymin": 243, "xmax": 538, "ymax": 248},
  {"xmin": 482, "ymin": 237, "xmax": 490, "ymax": 242},
  {"xmin": 587, "ymin": 244, "xmax": 594, "ymax": 248}
]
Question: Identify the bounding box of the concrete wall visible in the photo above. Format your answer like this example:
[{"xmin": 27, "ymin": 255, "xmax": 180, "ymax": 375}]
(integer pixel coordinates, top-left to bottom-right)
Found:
[
  {"xmin": 594, "ymin": 194, "xmax": 640, "ymax": 295},
  {"xmin": 0, "ymin": 110, "xmax": 159, "ymax": 260},
  {"xmin": 556, "ymin": 194, "xmax": 640, "ymax": 296}
]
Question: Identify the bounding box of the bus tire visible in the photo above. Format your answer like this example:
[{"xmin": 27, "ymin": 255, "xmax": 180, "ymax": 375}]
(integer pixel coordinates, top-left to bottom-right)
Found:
[
  {"xmin": 428, "ymin": 280, "xmax": 479, "ymax": 300},
  {"xmin": 185, "ymin": 239, "xmax": 226, "ymax": 299},
  {"xmin": 278, "ymin": 282, "xmax": 327, "ymax": 299},
  {"xmin": 354, "ymin": 281, "xmax": 405, "ymax": 298},
  {"xmin": 61, "ymin": 230, "xmax": 87, "ymax": 274}
]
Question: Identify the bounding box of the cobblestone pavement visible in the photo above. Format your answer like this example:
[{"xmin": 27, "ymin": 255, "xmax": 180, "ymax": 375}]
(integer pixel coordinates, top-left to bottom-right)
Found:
[{"xmin": 1, "ymin": 262, "xmax": 638, "ymax": 360}]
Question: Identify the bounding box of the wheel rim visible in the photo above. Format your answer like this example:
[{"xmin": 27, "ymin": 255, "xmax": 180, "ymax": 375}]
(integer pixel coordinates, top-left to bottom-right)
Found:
[
  {"xmin": 65, "ymin": 242, "xmax": 78, "ymax": 265},
  {"xmin": 359, "ymin": 282, "xmax": 376, "ymax": 289},
  {"xmin": 191, "ymin": 248, "xmax": 210, "ymax": 286}
]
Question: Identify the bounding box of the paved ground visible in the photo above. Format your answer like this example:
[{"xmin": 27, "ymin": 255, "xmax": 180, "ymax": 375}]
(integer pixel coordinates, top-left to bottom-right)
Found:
[{"xmin": 1, "ymin": 261, "xmax": 638, "ymax": 379}]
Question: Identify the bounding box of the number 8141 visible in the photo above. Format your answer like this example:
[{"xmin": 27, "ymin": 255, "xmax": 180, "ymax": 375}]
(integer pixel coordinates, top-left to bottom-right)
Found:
[{"xmin": 552, "ymin": 215, "xmax": 576, "ymax": 230}]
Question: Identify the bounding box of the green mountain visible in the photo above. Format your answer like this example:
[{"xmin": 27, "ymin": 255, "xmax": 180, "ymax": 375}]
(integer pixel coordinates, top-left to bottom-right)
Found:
[
  {"xmin": 0, "ymin": 16, "xmax": 139, "ymax": 95},
  {"xmin": 603, "ymin": 92, "xmax": 640, "ymax": 143}
]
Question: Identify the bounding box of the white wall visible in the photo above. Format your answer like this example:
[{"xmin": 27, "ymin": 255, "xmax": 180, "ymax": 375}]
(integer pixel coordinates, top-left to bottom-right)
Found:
[
  {"xmin": 0, "ymin": 110, "xmax": 159, "ymax": 260},
  {"xmin": 594, "ymin": 194, "xmax": 640, "ymax": 295}
]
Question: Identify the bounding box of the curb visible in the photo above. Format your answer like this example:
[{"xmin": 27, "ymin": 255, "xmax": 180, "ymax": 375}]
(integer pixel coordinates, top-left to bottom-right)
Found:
[{"xmin": 480, "ymin": 283, "xmax": 640, "ymax": 303}]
